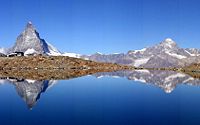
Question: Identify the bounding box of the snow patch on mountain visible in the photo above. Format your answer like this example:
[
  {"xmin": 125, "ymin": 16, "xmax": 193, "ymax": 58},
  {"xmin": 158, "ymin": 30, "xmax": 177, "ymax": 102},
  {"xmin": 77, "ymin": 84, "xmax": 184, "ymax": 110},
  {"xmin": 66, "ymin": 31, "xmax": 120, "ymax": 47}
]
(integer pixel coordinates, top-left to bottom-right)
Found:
[
  {"xmin": 129, "ymin": 48, "xmax": 147, "ymax": 54},
  {"xmin": 165, "ymin": 51, "xmax": 187, "ymax": 59},
  {"xmin": 62, "ymin": 52, "xmax": 81, "ymax": 58},
  {"xmin": 185, "ymin": 50, "xmax": 196, "ymax": 56},
  {"xmin": 134, "ymin": 58, "xmax": 150, "ymax": 67},
  {"xmin": 46, "ymin": 42, "xmax": 62, "ymax": 56},
  {"xmin": 24, "ymin": 48, "xmax": 37, "ymax": 55},
  {"xmin": 185, "ymin": 49, "xmax": 200, "ymax": 56}
]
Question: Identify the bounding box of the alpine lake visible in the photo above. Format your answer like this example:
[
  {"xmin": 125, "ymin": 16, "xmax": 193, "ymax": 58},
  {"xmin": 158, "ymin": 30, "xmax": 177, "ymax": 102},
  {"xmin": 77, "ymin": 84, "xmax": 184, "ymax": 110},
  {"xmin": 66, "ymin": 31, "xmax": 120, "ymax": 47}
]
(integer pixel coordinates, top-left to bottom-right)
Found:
[{"xmin": 1, "ymin": 69, "xmax": 200, "ymax": 125}]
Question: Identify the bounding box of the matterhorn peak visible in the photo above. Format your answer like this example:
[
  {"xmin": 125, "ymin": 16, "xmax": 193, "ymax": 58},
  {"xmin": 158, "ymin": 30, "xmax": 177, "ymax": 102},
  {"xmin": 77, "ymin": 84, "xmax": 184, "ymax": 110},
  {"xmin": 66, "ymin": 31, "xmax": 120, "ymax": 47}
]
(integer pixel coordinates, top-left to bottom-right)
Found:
[
  {"xmin": 28, "ymin": 21, "xmax": 32, "ymax": 25},
  {"xmin": 10, "ymin": 22, "xmax": 61, "ymax": 55},
  {"xmin": 25, "ymin": 21, "xmax": 35, "ymax": 30}
]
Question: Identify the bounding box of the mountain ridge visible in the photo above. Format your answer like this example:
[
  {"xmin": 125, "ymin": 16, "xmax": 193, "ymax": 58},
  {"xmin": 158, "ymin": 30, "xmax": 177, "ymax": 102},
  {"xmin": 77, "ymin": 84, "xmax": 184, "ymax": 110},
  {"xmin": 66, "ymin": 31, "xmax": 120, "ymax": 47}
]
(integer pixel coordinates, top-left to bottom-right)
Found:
[{"xmin": 84, "ymin": 38, "xmax": 200, "ymax": 68}]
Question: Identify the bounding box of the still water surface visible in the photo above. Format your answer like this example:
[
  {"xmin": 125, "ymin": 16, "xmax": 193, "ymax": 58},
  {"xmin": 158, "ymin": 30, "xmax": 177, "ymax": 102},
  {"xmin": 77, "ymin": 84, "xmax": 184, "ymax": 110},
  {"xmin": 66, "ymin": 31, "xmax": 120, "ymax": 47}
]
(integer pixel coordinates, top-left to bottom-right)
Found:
[{"xmin": 0, "ymin": 70, "xmax": 200, "ymax": 125}]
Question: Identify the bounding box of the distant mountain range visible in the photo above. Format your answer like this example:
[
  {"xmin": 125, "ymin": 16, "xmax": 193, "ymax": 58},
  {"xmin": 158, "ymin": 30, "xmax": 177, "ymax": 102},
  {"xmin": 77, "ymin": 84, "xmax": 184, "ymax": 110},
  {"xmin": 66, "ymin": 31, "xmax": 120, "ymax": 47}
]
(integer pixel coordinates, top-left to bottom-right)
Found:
[
  {"xmin": 1, "ymin": 22, "xmax": 200, "ymax": 68},
  {"xmin": 83, "ymin": 39, "xmax": 200, "ymax": 68}
]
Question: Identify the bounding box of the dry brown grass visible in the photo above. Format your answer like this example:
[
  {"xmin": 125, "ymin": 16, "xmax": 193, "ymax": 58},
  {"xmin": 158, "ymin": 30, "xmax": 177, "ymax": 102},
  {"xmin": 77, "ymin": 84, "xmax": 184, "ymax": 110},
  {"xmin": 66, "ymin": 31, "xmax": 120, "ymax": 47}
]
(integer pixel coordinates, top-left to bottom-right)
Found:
[{"xmin": 0, "ymin": 56, "xmax": 134, "ymax": 80}]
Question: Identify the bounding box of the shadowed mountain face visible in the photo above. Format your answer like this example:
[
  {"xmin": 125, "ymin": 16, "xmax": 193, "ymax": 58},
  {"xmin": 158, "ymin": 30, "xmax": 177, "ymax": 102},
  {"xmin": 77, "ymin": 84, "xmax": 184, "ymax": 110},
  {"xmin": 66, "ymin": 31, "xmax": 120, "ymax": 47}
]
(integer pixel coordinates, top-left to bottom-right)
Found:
[{"xmin": 1, "ymin": 70, "xmax": 200, "ymax": 108}]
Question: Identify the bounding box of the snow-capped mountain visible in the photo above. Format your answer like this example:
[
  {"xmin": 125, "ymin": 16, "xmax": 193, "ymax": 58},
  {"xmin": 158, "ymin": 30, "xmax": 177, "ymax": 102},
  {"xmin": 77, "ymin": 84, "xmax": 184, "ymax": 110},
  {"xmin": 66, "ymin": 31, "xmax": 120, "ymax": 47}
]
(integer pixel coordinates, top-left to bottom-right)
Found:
[
  {"xmin": 10, "ymin": 22, "xmax": 61, "ymax": 56},
  {"xmin": 6, "ymin": 22, "xmax": 82, "ymax": 57},
  {"xmin": 84, "ymin": 38, "xmax": 200, "ymax": 68}
]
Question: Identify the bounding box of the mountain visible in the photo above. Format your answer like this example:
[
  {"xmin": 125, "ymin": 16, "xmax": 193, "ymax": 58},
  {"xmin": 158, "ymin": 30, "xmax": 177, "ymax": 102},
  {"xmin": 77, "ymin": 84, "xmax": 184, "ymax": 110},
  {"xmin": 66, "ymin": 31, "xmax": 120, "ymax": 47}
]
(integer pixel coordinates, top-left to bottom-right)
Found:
[
  {"xmin": 10, "ymin": 22, "xmax": 61, "ymax": 56},
  {"xmin": 7, "ymin": 22, "xmax": 82, "ymax": 57},
  {"xmin": 84, "ymin": 38, "xmax": 200, "ymax": 68},
  {"xmin": 81, "ymin": 53, "xmax": 132, "ymax": 65}
]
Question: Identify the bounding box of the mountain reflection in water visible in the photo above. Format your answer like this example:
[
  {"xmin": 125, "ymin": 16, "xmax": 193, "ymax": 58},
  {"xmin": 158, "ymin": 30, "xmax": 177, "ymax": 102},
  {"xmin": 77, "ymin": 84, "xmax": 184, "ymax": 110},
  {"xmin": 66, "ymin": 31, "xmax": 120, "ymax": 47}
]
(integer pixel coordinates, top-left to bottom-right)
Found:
[{"xmin": 0, "ymin": 70, "xmax": 200, "ymax": 109}]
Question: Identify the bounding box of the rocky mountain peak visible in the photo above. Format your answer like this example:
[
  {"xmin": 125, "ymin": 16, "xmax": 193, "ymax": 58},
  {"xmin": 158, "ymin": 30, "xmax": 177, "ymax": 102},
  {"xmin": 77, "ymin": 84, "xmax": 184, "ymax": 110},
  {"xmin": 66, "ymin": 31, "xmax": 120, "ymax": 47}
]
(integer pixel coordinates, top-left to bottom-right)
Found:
[
  {"xmin": 86, "ymin": 38, "xmax": 200, "ymax": 68},
  {"xmin": 26, "ymin": 21, "xmax": 34, "ymax": 29},
  {"xmin": 23, "ymin": 21, "xmax": 39, "ymax": 39},
  {"xmin": 10, "ymin": 22, "xmax": 61, "ymax": 55},
  {"xmin": 11, "ymin": 22, "xmax": 44, "ymax": 53},
  {"xmin": 159, "ymin": 38, "xmax": 177, "ymax": 48}
]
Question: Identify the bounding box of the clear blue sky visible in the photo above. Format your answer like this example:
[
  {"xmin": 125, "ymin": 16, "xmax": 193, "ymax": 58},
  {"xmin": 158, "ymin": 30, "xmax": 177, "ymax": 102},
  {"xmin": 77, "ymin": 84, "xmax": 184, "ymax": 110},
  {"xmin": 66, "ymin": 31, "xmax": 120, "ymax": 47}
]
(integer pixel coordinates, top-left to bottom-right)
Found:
[{"xmin": 0, "ymin": 0, "xmax": 200, "ymax": 54}]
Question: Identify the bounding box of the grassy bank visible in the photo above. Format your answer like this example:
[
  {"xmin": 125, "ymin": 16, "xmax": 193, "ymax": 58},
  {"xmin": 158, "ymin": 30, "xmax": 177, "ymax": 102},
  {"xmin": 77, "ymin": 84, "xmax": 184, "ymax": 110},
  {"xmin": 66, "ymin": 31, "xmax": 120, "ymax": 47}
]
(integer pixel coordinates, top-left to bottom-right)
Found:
[
  {"xmin": 0, "ymin": 56, "xmax": 133, "ymax": 70},
  {"xmin": 0, "ymin": 56, "xmax": 134, "ymax": 80}
]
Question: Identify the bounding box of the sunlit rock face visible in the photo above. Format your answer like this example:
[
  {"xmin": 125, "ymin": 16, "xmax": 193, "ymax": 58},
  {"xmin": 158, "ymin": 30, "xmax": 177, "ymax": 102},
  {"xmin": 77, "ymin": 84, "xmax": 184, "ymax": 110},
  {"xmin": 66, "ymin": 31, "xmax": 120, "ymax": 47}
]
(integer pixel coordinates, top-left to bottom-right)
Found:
[
  {"xmin": 94, "ymin": 70, "xmax": 200, "ymax": 93},
  {"xmin": 84, "ymin": 38, "xmax": 200, "ymax": 68}
]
